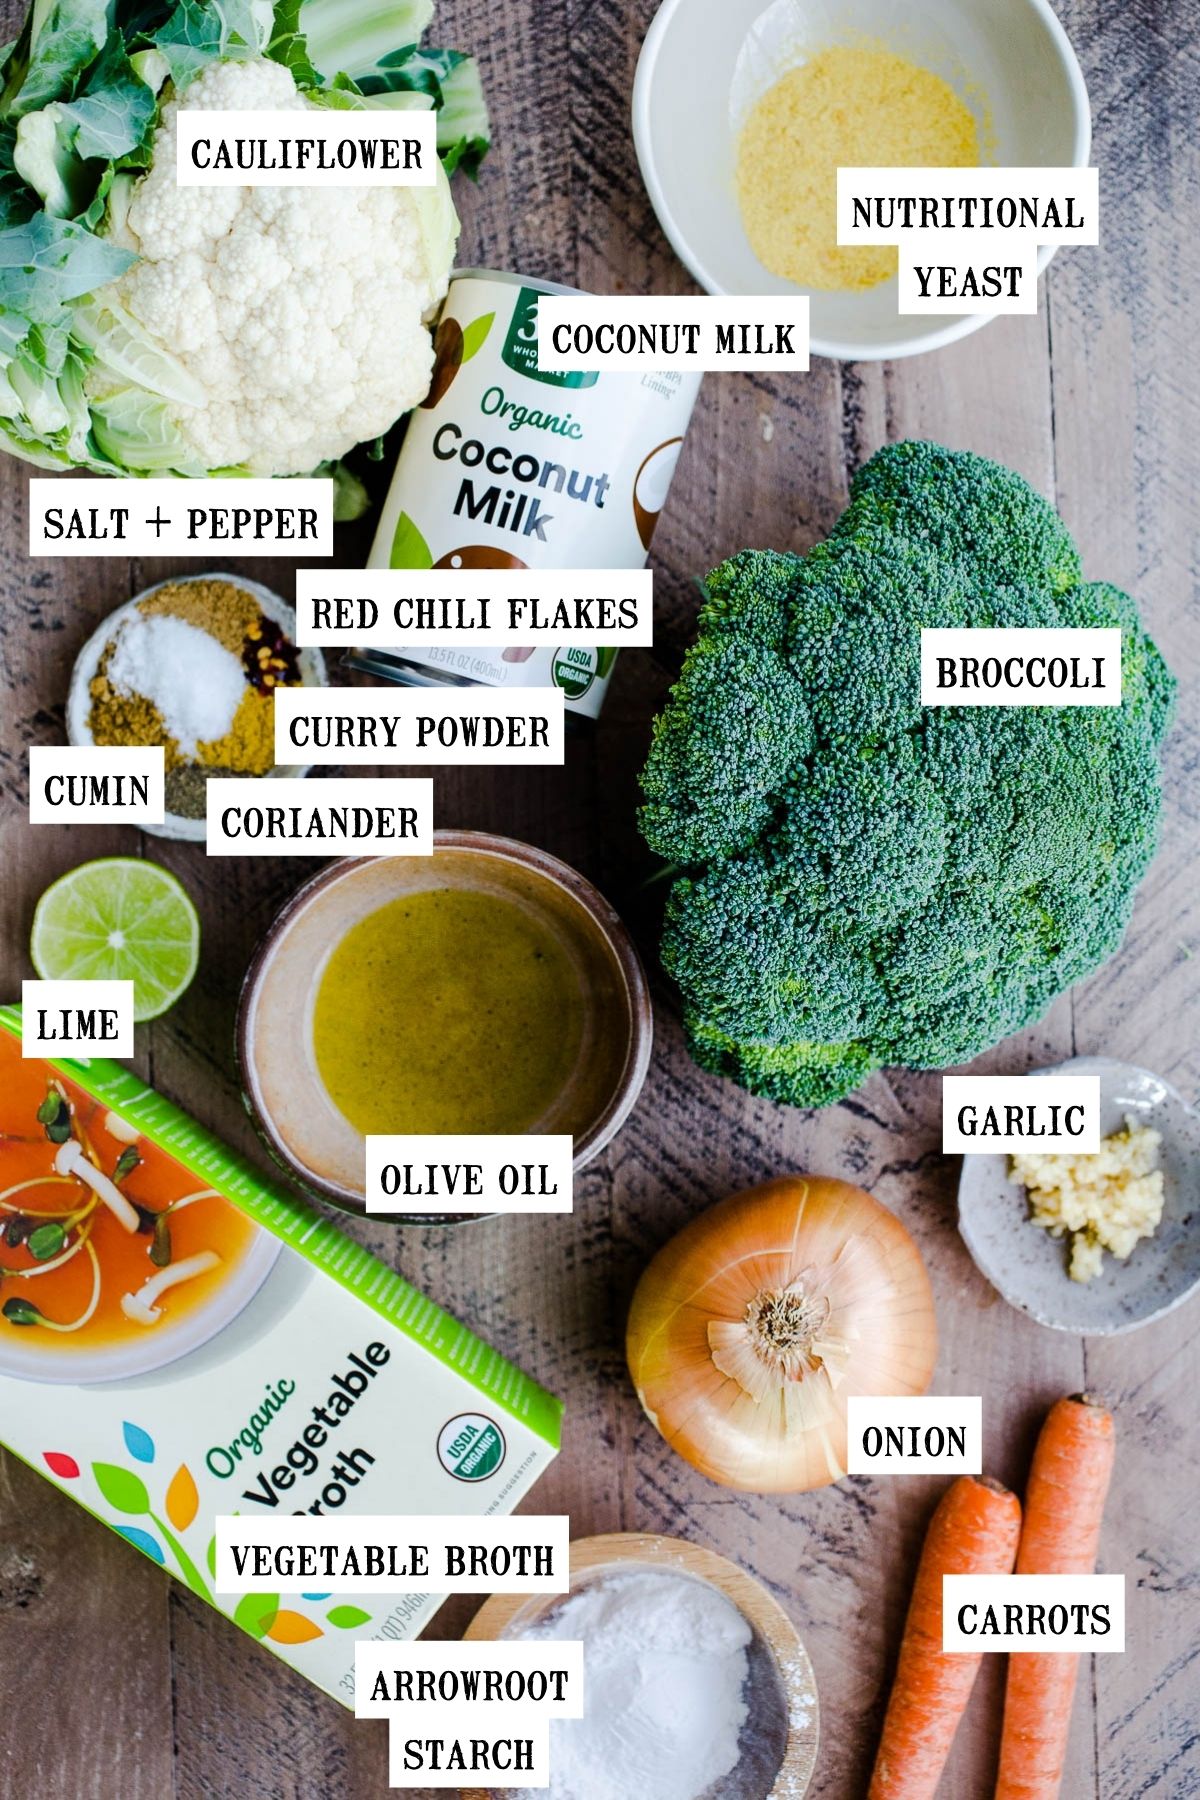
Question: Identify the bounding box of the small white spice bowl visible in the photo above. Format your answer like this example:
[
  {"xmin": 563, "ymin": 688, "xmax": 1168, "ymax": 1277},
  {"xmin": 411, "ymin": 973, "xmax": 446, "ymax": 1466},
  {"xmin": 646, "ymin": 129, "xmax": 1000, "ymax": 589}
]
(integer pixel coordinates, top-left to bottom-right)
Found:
[
  {"xmin": 633, "ymin": 0, "xmax": 1091, "ymax": 360},
  {"xmin": 460, "ymin": 1532, "xmax": 820, "ymax": 1800},
  {"xmin": 67, "ymin": 573, "xmax": 328, "ymax": 843}
]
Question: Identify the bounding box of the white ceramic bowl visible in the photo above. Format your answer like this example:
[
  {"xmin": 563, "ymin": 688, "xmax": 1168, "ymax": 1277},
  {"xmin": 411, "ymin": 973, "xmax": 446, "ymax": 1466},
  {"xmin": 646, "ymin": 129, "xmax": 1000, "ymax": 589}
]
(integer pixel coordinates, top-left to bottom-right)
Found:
[
  {"xmin": 0, "ymin": 1223, "xmax": 281, "ymax": 1385},
  {"xmin": 633, "ymin": 0, "xmax": 1091, "ymax": 359},
  {"xmin": 67, "ymin": 573, "xmax": 327, "ymax": 843}
]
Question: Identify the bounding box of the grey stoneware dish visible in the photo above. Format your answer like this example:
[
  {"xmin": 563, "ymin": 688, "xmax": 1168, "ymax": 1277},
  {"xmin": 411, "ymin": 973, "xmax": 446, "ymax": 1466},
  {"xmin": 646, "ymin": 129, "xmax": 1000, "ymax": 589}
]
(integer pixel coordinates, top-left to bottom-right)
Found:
[{"xmin": 958, "ymin": 1055, "xmax": 1200, "ymax": 1335}]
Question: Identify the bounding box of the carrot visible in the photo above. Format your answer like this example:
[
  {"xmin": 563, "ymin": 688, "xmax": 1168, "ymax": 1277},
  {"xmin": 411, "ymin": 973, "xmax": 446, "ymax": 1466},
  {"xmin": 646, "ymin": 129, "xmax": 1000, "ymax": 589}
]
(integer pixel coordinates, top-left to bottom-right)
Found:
[
  {"xmin": 868, "ymin": 1474, "xmax": 1023, "ymax": 1799},
  {"xmin": 994, "ymin": 1394, "xmax": 1116, "ymax": 1800}
]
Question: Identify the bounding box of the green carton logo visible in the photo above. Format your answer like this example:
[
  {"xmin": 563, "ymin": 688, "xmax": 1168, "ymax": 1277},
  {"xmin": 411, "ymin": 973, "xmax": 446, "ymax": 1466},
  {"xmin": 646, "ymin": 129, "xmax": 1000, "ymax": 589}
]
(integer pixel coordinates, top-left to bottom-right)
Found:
[{"xmin": 438, "ymin": 1412, "xmax": 506, "ymax": 1482}]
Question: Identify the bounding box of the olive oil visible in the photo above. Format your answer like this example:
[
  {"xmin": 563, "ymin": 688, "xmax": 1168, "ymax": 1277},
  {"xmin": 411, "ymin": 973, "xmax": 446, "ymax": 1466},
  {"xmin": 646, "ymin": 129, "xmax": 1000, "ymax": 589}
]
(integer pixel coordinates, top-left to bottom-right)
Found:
[{"xmin": 311, "ymin": 888, "xmax": 586, "ymax": 1135}]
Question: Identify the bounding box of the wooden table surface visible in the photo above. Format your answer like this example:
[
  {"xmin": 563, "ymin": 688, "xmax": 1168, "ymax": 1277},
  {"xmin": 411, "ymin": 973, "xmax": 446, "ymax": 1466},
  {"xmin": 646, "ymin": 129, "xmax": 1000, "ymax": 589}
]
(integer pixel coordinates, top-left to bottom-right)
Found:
[{"xmin": 1, "ymin": 0, "xmax": 1197, "ymax": 1794}]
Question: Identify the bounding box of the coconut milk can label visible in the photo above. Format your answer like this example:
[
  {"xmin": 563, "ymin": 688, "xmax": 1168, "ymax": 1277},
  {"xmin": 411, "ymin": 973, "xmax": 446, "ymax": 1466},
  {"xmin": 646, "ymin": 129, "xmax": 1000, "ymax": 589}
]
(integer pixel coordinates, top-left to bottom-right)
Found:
[
  {"xmin": 366, "ymin": 272, "xmax": 702, "ymax": 585},
  {"xmin": 552, "ymin": 646, "xmax": 605, "ymax": 699},
  {"xmin": 538, "ymin": 294, "xmax": 811, "ymax": 372}
]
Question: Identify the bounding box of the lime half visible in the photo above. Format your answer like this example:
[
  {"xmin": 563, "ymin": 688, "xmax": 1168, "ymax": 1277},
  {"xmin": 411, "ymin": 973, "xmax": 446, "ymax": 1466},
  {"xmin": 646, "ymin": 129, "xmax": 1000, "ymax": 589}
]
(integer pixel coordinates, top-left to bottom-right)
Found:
[{"xmin": 31, "ymin": 858, "xmax": 201, "ymax": 1023}]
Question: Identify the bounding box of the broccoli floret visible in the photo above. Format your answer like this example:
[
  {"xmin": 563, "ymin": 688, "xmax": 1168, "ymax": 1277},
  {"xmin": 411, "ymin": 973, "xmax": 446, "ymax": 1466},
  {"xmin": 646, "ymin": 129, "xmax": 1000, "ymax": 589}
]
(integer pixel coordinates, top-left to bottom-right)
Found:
[
  {"xmin": 640, "ymin": 441, "xmax": 1175, "ymax": 1110},
  {"xmin": 683, "ymin": 1015, "xmax": 882, "ymax": 1110},
  {"xmin": 640, "ymin": 550, "xmax": 812, "ymax": 863}
]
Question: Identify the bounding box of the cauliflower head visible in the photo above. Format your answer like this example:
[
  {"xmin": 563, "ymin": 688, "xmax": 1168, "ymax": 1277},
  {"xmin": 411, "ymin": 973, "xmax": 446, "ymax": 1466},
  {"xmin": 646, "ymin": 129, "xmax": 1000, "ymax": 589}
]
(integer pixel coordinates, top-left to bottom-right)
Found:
[{"xmin": 91, "ymin": 56, "xmax": 458, "ymax": 476}]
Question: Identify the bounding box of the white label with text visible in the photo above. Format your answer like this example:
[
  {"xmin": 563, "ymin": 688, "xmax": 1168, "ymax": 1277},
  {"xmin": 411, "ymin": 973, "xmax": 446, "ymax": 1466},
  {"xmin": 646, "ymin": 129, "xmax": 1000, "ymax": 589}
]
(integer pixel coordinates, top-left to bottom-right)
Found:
[
  {"xmin": 294, "ymin": 568, "xmax": 654, "ymax": 649},
  {"xmin": 29, "ymin": 477, "xmax": 333, "ymax": 557},
  {"xmin": 942, "ymin": 1574, "xmax": 1125, "ymax": 1652},
  {"xmin": 176, "ymin": 110, "xmax": 437, "ymax": 187},
  {"xmin": 847, "ymin": 1396, "xmax": 982, "ymax": 1474},
  {"xmin": 275, "ymin": 688, "xmax": 565, "ymax": 768},
  {"xmin": 837, "ymin": 167, "xmax": 1099, "ymax": 244},
  {"xmin": 837, "ymin": 167, "xmax": 1098, "ymax": 314},
  {"xmin": 921, "ymin": 629, "xmax": 1121, "ymax": 705},
  {"xmin": 538, "ymin": 296, "xmax": 809, "ymax": 373},
  {"xmin": 356, "ymin": 1641, "xmax": 584, "ymax": 1719},
  {"xmin": 363, "ymin": 1643, "xmax": 581, "ymax": 1791},
  {"xmin": 365, "ymin": 1136, "xmax": 573, "ymax": 1216},
  {"xmin": 214, "ymin": 1514, "xmax": 570, "ymax": 1595},
  {"xmin": 386, "ymin": 1710, "xmax": 550, "ymax": 1789},
  {"xmin": 942, "ymin": 1075, "xmax": 1100, "ymax": 1153},
  {"xmin": 28, "ymin": 745, "xmax": 165, "ymax": 825},
  {"xmin": 897, "ymin": 234, "xmax": 1041, "ymax": 315},
  {"xmin": 205, "ymin": 777, "xmax": 432, "ymax": 856},
  {"xmin": 22, "ymin": 979, "xmax": 135, "ymax": 1057}
]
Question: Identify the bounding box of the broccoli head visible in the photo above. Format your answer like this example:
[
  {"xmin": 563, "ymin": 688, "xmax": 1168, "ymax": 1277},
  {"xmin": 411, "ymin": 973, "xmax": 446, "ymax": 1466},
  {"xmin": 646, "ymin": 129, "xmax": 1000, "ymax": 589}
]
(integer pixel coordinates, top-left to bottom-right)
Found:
[{"xmin": 640, "ymin": 441, "xmax": 1175, "ymax": 1109}]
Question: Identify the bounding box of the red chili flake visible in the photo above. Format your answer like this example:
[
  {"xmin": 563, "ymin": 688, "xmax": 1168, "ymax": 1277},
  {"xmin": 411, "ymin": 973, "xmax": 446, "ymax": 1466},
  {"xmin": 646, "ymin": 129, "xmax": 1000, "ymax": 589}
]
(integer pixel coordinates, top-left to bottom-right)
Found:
[{"xmin": 242, "ymin": 613, "xmax": 301, "ymax": 693}]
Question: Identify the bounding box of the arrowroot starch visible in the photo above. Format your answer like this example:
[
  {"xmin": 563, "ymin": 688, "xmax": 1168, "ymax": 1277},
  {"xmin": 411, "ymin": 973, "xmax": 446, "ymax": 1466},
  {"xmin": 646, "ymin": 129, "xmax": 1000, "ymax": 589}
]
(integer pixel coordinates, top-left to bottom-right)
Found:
[{"xmin": 511, "ymin": 1569, "xmax": 784, "ymax": 1800}]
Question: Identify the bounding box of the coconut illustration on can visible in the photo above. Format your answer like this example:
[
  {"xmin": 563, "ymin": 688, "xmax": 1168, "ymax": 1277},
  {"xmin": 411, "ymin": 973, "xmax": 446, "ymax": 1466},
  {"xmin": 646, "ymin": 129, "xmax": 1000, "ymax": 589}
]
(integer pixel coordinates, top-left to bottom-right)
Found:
[
  {"xmin": 633, "ymin": 437, "xmax": 686, "ymax": 551},
  {"xmin": 433, "ymin": 546, "xmax": 528, "ymax": 571},
  {"xmin": 358, "ymin": 270, "xmax": 702, "ymax": 719}
]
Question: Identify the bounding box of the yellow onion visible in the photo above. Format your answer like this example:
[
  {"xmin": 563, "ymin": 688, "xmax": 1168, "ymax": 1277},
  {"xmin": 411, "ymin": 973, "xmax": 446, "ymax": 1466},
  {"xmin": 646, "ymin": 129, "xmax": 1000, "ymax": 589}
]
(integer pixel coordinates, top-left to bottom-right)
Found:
[{"xmin": 626, "ymin": 1175, "xmax": 937, "ymax": 1492}]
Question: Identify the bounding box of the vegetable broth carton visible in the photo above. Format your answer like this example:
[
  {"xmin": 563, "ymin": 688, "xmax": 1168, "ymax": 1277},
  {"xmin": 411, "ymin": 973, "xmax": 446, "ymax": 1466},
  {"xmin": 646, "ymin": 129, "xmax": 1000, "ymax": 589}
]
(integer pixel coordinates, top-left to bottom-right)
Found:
[{"xmin": 0, "ymin": 1010, "xmax": 560, "ymax": 1706}]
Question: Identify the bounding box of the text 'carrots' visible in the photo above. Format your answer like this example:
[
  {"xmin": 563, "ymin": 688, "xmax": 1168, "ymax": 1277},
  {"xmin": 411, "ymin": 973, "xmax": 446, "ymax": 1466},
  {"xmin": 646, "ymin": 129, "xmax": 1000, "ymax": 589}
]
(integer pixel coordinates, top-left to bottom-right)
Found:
[
  {"xmin": 868, "ymin": 1473, "xmax": 1023, "ymax": 1800},
  {"xmin": 995, "ymin": 1394, "xmax": 1116, "ymax": 1800}
]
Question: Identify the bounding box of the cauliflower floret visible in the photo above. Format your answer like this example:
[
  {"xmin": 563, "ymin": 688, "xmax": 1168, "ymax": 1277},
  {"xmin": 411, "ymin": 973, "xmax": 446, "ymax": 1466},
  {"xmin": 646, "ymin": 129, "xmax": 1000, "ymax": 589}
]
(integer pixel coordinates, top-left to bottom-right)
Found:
[{"xmin": 90, "ymin": 56, "xmax": 457, "ymax": 474}]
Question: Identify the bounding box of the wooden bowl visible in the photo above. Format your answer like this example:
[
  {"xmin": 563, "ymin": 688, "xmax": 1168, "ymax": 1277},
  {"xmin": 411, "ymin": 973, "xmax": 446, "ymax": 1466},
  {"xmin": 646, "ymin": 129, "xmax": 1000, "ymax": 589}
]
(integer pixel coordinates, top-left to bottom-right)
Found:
[{"xmin": 459, "ymin": 1532, "xmax": 820, "ymax": 1799}]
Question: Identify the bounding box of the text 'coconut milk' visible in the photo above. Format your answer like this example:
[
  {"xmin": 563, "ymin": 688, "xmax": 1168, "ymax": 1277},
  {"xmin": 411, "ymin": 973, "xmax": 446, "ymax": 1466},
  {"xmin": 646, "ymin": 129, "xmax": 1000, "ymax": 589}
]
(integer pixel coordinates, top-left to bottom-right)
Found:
[{"xmin": 355, "ymin": 270, "xmax": 701, "ymax": 718}]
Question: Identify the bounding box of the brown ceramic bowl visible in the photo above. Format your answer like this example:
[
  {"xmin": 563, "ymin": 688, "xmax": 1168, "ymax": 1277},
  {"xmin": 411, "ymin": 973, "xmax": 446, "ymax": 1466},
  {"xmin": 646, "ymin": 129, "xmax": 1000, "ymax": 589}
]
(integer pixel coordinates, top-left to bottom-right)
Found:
[{"xmin": 237, "ymin": 832, "xmax": 652, "ymax": 1221}]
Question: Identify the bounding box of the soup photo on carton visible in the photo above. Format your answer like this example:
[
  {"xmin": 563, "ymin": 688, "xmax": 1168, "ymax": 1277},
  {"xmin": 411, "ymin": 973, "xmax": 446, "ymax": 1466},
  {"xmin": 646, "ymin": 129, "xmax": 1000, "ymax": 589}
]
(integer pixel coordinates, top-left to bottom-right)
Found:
[{"xmin": 0, "ymin": 1010, "xmax": 561, "ymax": 1703}]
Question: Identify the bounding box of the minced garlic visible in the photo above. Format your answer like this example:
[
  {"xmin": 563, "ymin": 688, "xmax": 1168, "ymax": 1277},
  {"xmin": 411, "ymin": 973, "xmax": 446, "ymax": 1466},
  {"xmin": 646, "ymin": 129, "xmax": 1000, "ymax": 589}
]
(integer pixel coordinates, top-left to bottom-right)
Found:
[
  {"xmin": 735, "ymin": 45, "xmax": 981, "ymax": 292},
  {"xmin": 1010, "ymin": 1119, "xmax": 1165, "ymax": 1283}
]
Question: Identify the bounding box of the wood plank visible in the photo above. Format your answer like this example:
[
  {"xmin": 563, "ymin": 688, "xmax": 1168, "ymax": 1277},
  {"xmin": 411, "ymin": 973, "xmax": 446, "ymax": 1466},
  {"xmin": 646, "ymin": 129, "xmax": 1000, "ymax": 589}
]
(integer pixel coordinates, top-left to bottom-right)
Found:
[
  {"xmin": 0, "ymin": 162, "xmax": 178, "ymax": 1782},
  {"xmin": 1045, "ymin": 1, "xmax": 1200, "ymax": 1794}
]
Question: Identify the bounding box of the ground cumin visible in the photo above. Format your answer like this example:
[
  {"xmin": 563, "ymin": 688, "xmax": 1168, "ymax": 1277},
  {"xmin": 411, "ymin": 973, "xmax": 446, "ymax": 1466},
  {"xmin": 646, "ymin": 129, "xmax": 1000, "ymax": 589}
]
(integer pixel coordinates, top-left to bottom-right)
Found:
[
  {"xmin": 89, "ymin": 678, "xmax": 181, "ymax": 763},
  {"xmin": 735, "ymin": 45, "xmax": 982, "ymax": 292}
]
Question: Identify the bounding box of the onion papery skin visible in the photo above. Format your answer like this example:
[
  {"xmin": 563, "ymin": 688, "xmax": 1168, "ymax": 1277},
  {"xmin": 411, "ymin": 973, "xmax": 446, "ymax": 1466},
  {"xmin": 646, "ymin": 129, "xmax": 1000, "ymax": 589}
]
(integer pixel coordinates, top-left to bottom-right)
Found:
[{"xmin": 626, "ymin": 1175, "xmax": 938, "ymax": 1493}]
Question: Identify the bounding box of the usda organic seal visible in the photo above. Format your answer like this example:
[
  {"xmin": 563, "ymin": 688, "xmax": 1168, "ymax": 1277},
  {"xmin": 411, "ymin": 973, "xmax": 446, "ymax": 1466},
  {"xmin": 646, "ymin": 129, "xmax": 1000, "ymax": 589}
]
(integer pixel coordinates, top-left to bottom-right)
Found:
[
  {"xmin": 551, "ymin": 644, "xmax": 598, "ymax": 699},
  {"xmin": 438, "ymin": 1412, "xmax": 506, "ymax": 1481}
]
